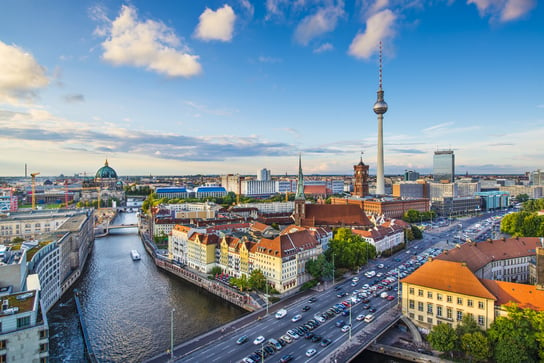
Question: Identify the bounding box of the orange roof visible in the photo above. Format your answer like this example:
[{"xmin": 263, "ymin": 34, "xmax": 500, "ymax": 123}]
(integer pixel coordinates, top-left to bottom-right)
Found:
[
  {"xmin": 436, "ymin": 237, "xmax": 542, "ymax": 272},
  {"xmin": 304, "ymin": 185, "xmax": 327, "ymax": 194},
  {"xmin": 251, "ymin": 229, "xmax": 319, "ymax": 258},
  {"xmin": 173, "ymin": 225, "xmax": 191, "ymax": 233},
  {"xmin": 401, "ymin": 259, "xmax": 496, "ymax": 300},
  {"xmin": 251, "ymin": 221, "xmax": 269, "ymax": 232},
  {"xmin": 480, "ymin": 279, "xmax": 544, "ymax": 311}
]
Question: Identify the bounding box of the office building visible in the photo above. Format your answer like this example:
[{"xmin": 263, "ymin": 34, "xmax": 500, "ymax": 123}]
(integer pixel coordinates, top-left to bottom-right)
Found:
[{"xmin": 433, "ymin": 150, "xmax": 455, "ymax": 183}]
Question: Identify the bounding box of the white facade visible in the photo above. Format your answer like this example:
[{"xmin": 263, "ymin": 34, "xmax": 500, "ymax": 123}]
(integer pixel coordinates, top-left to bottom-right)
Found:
[
  {"xmin": 237, "ymin": 202, "xmax": 294, "ymax": 214},
  {"xmin": 257, "ymin": 168, "xmax": 271, "ymax": 181},
  {"xmin": 241, "ymin": 180, "xmax": 276, "ymax": 196}
]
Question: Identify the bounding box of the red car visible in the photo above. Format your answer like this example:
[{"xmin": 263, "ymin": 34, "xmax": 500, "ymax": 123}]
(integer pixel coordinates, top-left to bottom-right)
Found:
[{"xmin": 386, "ymin": 295, "xmax": 395, "ymax": 301}]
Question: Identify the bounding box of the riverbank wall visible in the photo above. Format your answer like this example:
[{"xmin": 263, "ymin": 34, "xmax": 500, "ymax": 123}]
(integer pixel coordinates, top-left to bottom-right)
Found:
[{"xmin": 138, "ymin": 229, "xmax": 260, "ymax": 312}]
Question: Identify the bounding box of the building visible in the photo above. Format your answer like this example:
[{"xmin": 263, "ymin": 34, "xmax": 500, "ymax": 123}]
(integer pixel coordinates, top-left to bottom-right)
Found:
[
  {"xmin": 257, "ymin": 168, "xmax": 271, "ymax": 181},
  {"xmin": 433, "ymin": 150, "xmax": 455, "ymax": 183},
  {"xmin": 499, "ymin": 185, "xmax": 543, "ymax": 199},
  {"xmin": 353, "ymin": 156, "xmax": 369, "ymax": 198},
  {"xmin": 392, "ymin": 181, "xmax": 428, "ymax": 199},
  {"xmin": 193, "ymin": 185, "xmax": 227, "ymax": 199},
  {"xmin": 241, "ymin": 180, "xmax": 276, "ymax": 197},
  {"xmin": 155, "ymin": 187, "xmax": 189, "ymax": 199},
  {"xmin": 529, "ymin": 169, "xmax": 544, "ymax": 186},
  {"xmin": 186, "ymin": 232, "xmax": 220, "ymax": 273},
  {"xmin": 404, "ymin": 170, "xmax": 421, "ymax": 181},
  {"xmin": 221, "ymin": 174, "xmax": 241, "ymax": 195},
  {"xmin": 352, "ymin": 219, "xmax": 406, "ymax": 254},
  {"xmin": 474, "ymin": 191, "xmax": 510, "ymax": 211}
]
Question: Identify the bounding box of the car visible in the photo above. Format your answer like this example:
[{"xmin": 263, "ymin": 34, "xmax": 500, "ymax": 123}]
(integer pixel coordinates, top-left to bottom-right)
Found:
[
  {"xmin": 264, "ymin": 345, "xmax": 274, "ymax": 355},
  {"xmin": 386, "ymin": 295, "xmax": 395, "ymax": 301},
  {"xmin": 281, "ymin": 334, "xmax": 293, "ymax": 343},
  {"xmin": 352, "ymin": 276, "xmax": 360, "ymax": 282},
  {"xmin": 305, "ymin": 332, "xmax": 315, "ymax": 340},
  {"xmin": 279, "ymin": 354, "xmax": 294, "ymax": 363},
  {"xmin": 341, "ymin": 325, "xmax": 351, "ymax": 333},
  {"xmin": 236, "ymin": 335, "xmax": 249, "ymax": 344},
  {"xmin": 305, "ymin": 348, "xmax": 317, "ymax": 357},
  {"xmin": 302, "ymin": 305, "xmax": 311, "ymax": 312},
  {"xmin": 335, "ymin": 319, "xmax": 345, "ymax": 327},
  {"xmin": 341, "ymin": 310, "xmax": 350, "ymax": 316},
  {"xmin": 377, "ymin": 263, "xmax": 384, "ymax": 269},
  {"xmin": 291, "ymin": 314, "xmax": 302, "ymax": 322},
  {"xmin": 309, "ymin": 296, "xmax": 318, "ymax": 303},
  {"xmin": 356, "ymin": 313, "xmax": 366, "ymax": 321},
  {"xmin": 311, "ymin": 334, "xmax": 322, "ymax": 342},
  {"xmin": 336, "ymin": 291, "xmax": 347, "ymax": 298},
  {"xmin": 320, "ymin": 338, "xmax": 332, "ymax": 347},
  {"xmin": 364, "ymin": 314, "xmax": 375, "ymax": 323},
  {"xmin": 314, "ymin": 314, "xmax": 326, "ymax": 323},
  {"xmin": 286, "ymin": 329, "xmax": 299, "ymax": 340},
  {"xmin": 253, "ymin": 335, "xmax": 265, "ymax": 345}
]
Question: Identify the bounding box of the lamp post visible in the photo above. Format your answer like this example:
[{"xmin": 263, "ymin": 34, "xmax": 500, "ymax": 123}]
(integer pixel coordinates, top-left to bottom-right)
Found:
[
  {"xmin": 170, "ymin": 308, "xmax": 175, "ymax": 361},
  {"xmin": 332, "ymin": 253, "xmax": 335, "ymax": 286},
  {"xmin": 348, "ymin": 302, "xmax": 352, "ymax": 340},
  {"xmin": 265, "ymin": 283, "xmax": 269, "ymax": 316},
  {"xmin": 261, "ymin": 342, "xmax": 265, "ymax": 363}
]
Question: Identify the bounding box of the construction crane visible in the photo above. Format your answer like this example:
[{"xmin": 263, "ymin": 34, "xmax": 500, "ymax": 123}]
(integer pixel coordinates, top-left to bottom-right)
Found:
[{"xmin": 31, "ymin": 172, "xmax": 40, "ymax": 210}]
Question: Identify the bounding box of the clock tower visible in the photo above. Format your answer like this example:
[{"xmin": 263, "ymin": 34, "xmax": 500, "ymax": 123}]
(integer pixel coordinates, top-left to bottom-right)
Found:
[{"xmin": 353, "ymin": 154, "xmax": 369, "ymax": 197}]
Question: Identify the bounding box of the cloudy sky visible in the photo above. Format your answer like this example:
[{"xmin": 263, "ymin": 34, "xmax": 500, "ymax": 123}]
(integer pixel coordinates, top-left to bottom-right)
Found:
[{"xmin": 1, "ymin": 0, "xmax": 542, "ymax": 177}]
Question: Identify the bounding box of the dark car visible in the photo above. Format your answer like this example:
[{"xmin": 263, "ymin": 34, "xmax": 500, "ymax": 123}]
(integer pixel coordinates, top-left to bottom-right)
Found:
[
  {"xmin": 311, "ymin": 334, "xmax": 322, "ymax": 343},
  {"xmin": 279, "ymin": 354, "xmax": 294, "ymax": 363},
  {"xmin": 309, "ymin": 296, "xmax": 318, "ymax": 303},
  {"xmin": 335, "ymin": 319, "xmax": 345, "ymax": 327},
  {"xmin": 236, "ymin": 335, "xmax": 249, "ymax": 344},
  {"xmin": 320, "ymin": 338, "xmax": 332, "ymax": 347},
  {"xmin": 369, "ymin": 307, "xmax": 377, "ymax": 313},
  {"xmin": 304, "ymin": 332, "xmax": 315, "ymax": 340},
  {"xmin": 302, "ymin": 305, "xmax": 311, "ymax": 312}
]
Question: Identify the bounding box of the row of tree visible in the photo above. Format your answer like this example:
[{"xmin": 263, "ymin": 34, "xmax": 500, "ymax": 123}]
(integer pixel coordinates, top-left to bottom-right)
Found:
[
  {"xmin": 500, "ymin": 211, "xmax": 544, "ymax": 237},
  {"xmin": 427, "ymin": 305, "xmax": 544, "ymax": 363},
  {"xmin": 402, "ymin": 209, "xmax": 437, "ymax": 224}
]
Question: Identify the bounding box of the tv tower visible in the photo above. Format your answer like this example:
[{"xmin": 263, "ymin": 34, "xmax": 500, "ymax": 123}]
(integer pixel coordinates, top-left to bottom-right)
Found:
[{"xmin": 373, "ymin": 41, "xmax": 388, "ymax": 195}]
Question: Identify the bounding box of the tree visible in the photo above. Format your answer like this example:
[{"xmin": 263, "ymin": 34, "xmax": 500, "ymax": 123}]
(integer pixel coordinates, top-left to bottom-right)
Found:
[
  {"xmin": 516, "ymin": 193, "xmax": 529, "ymax": 203},
  {"xmin": 460, "ymin": 331, "xmax": 491, "ymax": 362},
  {"xmin": 456, "ymin": 314, "xmax": 481, "ymax": 339},
  {"xmin": 327, "ymin": 228, "xmax": 376, "ymax": 271},
  {"xmin": 248, "ymin": 269, "xmax": 266, "ymax": 291},
  {"xmin": 428, "ymin": 323, "xmax": 457, "ymax": 355},
  {"xmin": 230, "ymin": 275, "xmax": 250, "ymax": 292},
  {"xmin": 411, "ymin": 225, "xmax": 423, "ymax": 239}
]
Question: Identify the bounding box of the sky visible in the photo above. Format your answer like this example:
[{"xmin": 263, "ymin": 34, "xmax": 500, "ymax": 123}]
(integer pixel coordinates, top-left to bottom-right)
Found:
[{"xmin": 0, "ymin": 0, "xmax": 543, "ymax": 178}]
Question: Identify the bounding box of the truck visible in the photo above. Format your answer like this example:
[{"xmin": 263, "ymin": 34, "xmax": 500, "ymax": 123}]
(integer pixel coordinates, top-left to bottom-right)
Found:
[{"xmin": 275, "ymin": 308, "xmax": 287, "ymax": 319}]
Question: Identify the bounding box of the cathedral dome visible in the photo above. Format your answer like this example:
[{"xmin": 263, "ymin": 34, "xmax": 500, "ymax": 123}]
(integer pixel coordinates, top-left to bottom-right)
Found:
[{"xmin": 95, "ymin": 160, "xmax": 118, "ymax": 179}]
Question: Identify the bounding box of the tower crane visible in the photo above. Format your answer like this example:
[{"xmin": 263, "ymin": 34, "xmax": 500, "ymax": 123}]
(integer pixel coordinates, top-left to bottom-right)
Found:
[{"xmin": 31, "ymin": 172, "xmax": 40, "ymax": 210}]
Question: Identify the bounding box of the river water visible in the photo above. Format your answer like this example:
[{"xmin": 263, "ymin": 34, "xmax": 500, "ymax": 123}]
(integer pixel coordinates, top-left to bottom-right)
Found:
[{"xmin": 48, "ymin": 212, "xmax": 245, "ymax": 362}]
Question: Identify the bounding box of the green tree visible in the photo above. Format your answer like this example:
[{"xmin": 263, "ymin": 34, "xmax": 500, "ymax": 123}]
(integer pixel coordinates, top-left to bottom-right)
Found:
[
  {"xmin": 428, "ymin": 323, "xmax": 457, "ymax": 355},
  {"xmin": 248, "ymin": 269, "xmax": 266, "ymax": 291},
  {"xmin": 327, "ymin": 228, "xmax": 375, "ymax": 271},
  {"xmin": 403, "ymin": 209, "xmax": 420, "ymax": 223},
  {"xmin": 230, "ymin": 274, "xmax": 250, "ymax": 292},
  {"xmin": 460, "ymin": 331, "xmax": 491, "ymax": 362},
  {"xmin": 209, "ymin": 266, "xmax": 223, "ymax": 276},
  {"xmin": 411, "ymin": 225, "xmax": 423, "ymax": 239},
  {"xmin": 516, "ymin": 193, "xmax": 529, "ymax": 203},
  {"xmin": 456, "ymin": 314, "xmax": 481, "ymax": 339}
]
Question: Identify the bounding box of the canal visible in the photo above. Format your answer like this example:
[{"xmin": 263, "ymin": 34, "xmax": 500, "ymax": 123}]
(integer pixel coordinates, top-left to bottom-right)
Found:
[{"xmin": 48, "ymin": 212, "xmax": 245, "ymax": 362}]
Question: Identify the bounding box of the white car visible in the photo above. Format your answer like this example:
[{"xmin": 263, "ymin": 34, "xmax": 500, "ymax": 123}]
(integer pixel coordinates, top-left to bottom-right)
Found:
[
  {"xmin": 287, "ymin": 329, "xmax": 300, "ymax": 340},
  {"xmin": 356, "ymin": 314, "xmax": 366, "ymax": 321},
  {"xmin": 305, "ymin": 348, "xmax": 317, "ymax": 357},
  {"xmin": 253, "ymin": 335, "xmax": 265, "ymax": 345},
  {"xmin": 352, "ymin": 276, "xmax": 359, "ymax": 282},
  {"xmin": 341, "ymin": 325, "xmax": 351, "ymax": 333},
  {"xmin": 291, "ymin": 314, "xmax": 302, "ymax": 322}
]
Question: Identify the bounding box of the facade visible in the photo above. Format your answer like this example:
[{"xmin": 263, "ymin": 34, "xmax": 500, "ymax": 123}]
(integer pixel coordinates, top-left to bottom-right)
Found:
[
  {"xmin": 352, "ymin": 157, "xmax": 369, "ymax": 198},
  {"xmin": 257, "ymin": 168, "xmax": 271, "ymax": 181},
  {"xmin": 155, "ymin": 187, "xmax": 189, "ymax": 199},
  {"xmin": 221, "ymin": 174, "xmax": 241, "ymax": 194},
  {"xmin": 237, "ymin": 202, "xmax": 294, "ymax": 214},
  {"xmin": 431, "ymin": 196, "xmax": 482, "ymax": 217},
  {"xmin": 186, "ymin": 233, "xmax": 219, "ymax": 273},
  {"xmin": 392, "ymin": 182, "xmax": 428, "ymax": 199},
  {"xmin": 193, "ymin": 186, "xmax": 227, "ymax": 198},
  {"xmin": 352, "ymin": 219, "xmax": 406, "ymax": 254},
  {"xmin": 529, "ymin": 169, "xmax": 544, "ymax": 186},
  {"xmin": 499, "ymin": 185, "xmax": 543, "ymax": 199},
  {"xmin": 433, "ymin": 150, "xmax": 455, "ymax": 183},
  {"xmin": 474, "ymin": 191, "xmax": 510, "ymax": 211},
  {"xmin": 401, "ymin": 259, "xmax": 497, "ymax": 332},
  {"xmin": 241, "ymin": 180, "xmax": 276, "ymax": 197},
  {"xmin": 404, "ymin": 170, "xmax": 420, "ymax": 181}
]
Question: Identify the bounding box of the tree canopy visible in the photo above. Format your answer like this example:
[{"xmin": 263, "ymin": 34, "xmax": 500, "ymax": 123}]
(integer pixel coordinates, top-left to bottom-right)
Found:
[
  {"xmin": 500, "ymin": 211, "xmax": 544, "ymax": 237},
  {"xmin": 325, "ymin": 228, "xmax": 376, "ymax": 271}
]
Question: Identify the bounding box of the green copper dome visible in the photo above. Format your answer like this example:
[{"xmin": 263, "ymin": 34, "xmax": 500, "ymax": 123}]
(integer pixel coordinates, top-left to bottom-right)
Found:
[{"xmin": 95, "ymin": 159, "xmax": 118, "ymax": 179}]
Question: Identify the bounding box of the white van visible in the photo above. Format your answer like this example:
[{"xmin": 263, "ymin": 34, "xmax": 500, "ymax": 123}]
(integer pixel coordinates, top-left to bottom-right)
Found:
[{"xmin": 364, "ymin": 314, "xmax": 375, "ymax": 323}]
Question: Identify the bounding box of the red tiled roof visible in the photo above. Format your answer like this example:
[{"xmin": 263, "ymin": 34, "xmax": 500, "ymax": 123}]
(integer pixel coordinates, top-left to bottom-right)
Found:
[
  {"xmin": 302, "ymin": 204, "xmax": 372, "ymax": 227},
  {"xmin": 480, "ymin": 279, "xmax": 544, "ymax": 311},
  {"xmin": 435, "ymin": 237, "xmax": 542, "ymax": 272},
  {"xmin": 251, "ymin": 221, "xmax": 269, "ymax": 232},
  {"xmin": 252, "ymin": 229, "xmax": 319, "ymax": 258},
  {"xmin": 401, "ymin": 259, "xmax": 496, "ymax": 300},
  {"xmin": 304, "ymin": 185, "xmax": 327, "ymax": 194}
]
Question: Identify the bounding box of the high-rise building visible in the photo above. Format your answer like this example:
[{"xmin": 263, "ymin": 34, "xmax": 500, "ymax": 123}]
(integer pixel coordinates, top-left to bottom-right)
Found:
[
  {"xmin": 373, "ymin": 42, "xmax": 388, "ymax": 195},
  {"xmin": 433, "ymin": 150, "xmax": 455, "ymax": 183},
  {"xmin": 404, "ymin": 170, "xmax": 420, "ymax": 181},
  {"xmin": 257, "ymin": 168, "xmax": 271, "ymax": 181}
]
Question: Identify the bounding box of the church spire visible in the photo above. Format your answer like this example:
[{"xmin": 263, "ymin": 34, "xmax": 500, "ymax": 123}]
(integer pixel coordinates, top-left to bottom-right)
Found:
[{"xmin": 295, "ymin": 153, "xmax": 305, "ymax": 200}]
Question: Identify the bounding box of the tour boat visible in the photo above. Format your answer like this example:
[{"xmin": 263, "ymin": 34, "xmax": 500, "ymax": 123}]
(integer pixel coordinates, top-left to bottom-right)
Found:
[{"xmin": 130, "ymin": 250, "xmax": 141, "ymax": 261}]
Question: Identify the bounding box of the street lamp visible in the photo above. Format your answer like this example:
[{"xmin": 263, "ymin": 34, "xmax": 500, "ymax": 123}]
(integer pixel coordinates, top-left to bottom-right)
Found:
[
  {"xmin": 170, "ymin": 308, "xmax": 175, "ymax": 361},
  {"xmin": 348, "ymin": 302, "xmax": 352, "ymax": 340},
  {"xmin": 332, "ymin": 253, "xmax": 335, "ymax": 286},
  {"xmin": 261, "ymin": 342, "xmax": 265, "ymax": 363},
  {"xmin": 265, "ymin": 283, "xmax": 269, "ymax": 316}
]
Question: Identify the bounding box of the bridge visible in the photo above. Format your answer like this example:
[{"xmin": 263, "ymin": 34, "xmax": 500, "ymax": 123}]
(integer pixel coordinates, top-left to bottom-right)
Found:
[
  {"xmin": 107, "ymin": 223, "xmax": 138, "ymax": 230},
  {"xmin": 94, "ymin": 223, "xmax": 138, "ymax": 237}
]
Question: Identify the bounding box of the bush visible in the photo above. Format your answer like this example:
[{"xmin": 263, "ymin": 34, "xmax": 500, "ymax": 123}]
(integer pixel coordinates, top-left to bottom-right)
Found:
[{"xmin": 299, "ymin": 280, "xmax": 318, "ymax": 291}]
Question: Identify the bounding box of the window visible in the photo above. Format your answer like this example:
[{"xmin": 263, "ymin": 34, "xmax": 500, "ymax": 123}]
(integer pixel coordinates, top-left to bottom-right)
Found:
[
  {"xmin": 418, "ymin": 289, "xmax": 423, "ymax": 297},
  {"xmin": 447, "ymin": 295, "xmax": 452, "ymax": 303},
  {"xmin": 418, "ymin": 302, "xmax": 424, "ymax": 312},
  {"xmin": 457, "ymin": 297, "xmax": 463, "ymax": 305},
  {"xmin": 418, "ymin": 315, "xmax": 424, "ymax": 321},
  {"xmin": 0, "ymin": 340, "xmax": 5, "ymax": 349},
  {"xmin": 0, "ymin": 353, "xmax": 6, "ymax": 363},
  {"xmin": 437, "ymin": 305, "xmax": 443, "ymax": 317},
  {"xmin": 409, "ymin": 300, "xmax": 415, "ymax": 309},
  {"xmin": 478, "ymin": 301, "xmax": 484, "ymax": 309},
  {"xmin": 17, "ymin": 316, "xmax": 30, "ymax": 329},
  {"xmin": 427, "ymin": 317, "xmax": 433, "ymax": 324},
  {"xmin": 467, "ymin": 299, "xmax": 473, "ymax": 307},
  {"xmin": 427, "ymin": 303, "xmax": 433, "ymax": 314},
  {"xmin": 437, "ymin": 293, "xmax": 443, "ymax": 301},
  {"xmin": 409, "ymin": 287, "xmax": 414, "ymax": 295},
  {"xmin": 427, "ymin": 291, "xmax": 433, "ymax": 299},
  {"xmin": 447, "ymin": 308, "xmax": 452, "ymax": 319},
  {"xmin": 409, "ymin": 312, "xmax": 414, "ymax": 318},
  {"xmin": 457, "ymin": 311, "xmax": 463, "ymax": 321},
  {"xmin": 478, "ymin": 315, "xmax": 485, "ymax": 326}
]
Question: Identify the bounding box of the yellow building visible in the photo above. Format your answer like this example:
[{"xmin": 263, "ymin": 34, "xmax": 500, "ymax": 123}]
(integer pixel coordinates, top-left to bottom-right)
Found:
[
  {"xmin": 220, "ymin": 236, "xmax": 252, "ymax": 277},
  {"xmin": 401, "ymin": 258, "xmax": 544, "ymax": 333},
  {"xmin": 186, "ymin": 232, "xmax": 219, "ymax": 273},
  {"xmin": 401, "ymin": 259, "xmax": 496, "ymax": 332}
]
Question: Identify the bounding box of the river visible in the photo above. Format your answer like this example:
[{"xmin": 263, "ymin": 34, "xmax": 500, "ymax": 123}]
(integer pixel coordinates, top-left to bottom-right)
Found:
[{"xmin": 48, "ymin": 212, "xmax": 245, "ymax": 362}]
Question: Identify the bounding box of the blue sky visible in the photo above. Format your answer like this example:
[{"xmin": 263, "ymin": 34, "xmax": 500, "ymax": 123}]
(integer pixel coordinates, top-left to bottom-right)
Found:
[{"xmin": 0, "ymin": 0, "xmax": 542, "ymax": 177}]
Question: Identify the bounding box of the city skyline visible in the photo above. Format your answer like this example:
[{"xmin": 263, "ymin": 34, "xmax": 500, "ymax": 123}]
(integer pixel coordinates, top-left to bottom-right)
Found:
[{"xmin": 1, "ymin": 0, "xmax": 543, "ymax": 177}]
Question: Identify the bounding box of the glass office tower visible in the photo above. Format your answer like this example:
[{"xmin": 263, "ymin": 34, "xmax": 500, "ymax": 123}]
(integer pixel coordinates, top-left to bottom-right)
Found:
[{"xmin": 433, "ymin": 150, "xmax": 455, "ymax": 182}]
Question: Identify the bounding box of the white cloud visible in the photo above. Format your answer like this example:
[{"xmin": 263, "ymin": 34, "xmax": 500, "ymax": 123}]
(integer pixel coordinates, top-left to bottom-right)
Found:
[
  {"xmin": 97, "ymin": 5, "xmax": 202, "ymax": 78},
  {"xmin": 194, "ymin": 5, "xmax": 236, "ymax": 42},
  {"xmin": 294, "ymin": 4, "xmax": 345, "ymax": 46},
  {"xmin": 467, "ymin": 0, "xmax": 536, "ymax": 22},
  {"xmin": 313, "ymin": 42, "xmax": 334, "ymax": 53},
  {"xmin": 348, "ymin": 9, "xmax": 396, "ymax": 59},
  {"xmin": 367, "ymin": 0, "xmax": 390, "ymax": 16},
  {"xmin": 0, "ymin": 41, "xmax": 49, "ymax": 104}
]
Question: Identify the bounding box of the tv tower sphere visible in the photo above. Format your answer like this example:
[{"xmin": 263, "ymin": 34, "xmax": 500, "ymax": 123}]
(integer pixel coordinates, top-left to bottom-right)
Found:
[{"xmin": 373, "ymin": 98, "xmax": 388, "ymax": 114}]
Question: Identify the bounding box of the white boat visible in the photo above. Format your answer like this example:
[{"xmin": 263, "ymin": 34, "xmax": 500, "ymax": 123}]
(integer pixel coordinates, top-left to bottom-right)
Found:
[{"xmin": 130, "ymin": 250, "xmax": 141, "ymax": 261}]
